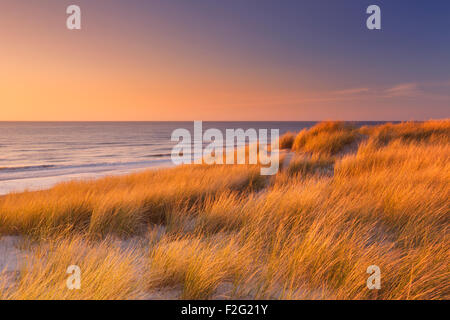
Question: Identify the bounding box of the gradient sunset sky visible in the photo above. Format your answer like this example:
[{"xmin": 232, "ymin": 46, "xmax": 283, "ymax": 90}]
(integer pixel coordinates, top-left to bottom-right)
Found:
[{"xmin": 1, "ymin": 0, "xmax": 449, "ymax": 121}]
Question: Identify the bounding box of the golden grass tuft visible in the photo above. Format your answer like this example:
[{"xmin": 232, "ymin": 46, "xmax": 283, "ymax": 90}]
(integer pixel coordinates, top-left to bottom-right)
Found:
[
  {"xmin": 279, "ymin": 132, "xmax": 296, "ymax": 149},
  {"xmin": 360, "ymin": 119, "xmax": 450, "ymax": 147},
  {"xmin": 147, "ymin": 235, "xmax": 254, "ymax": 299},
  {"xmin": 292, "ymin": 121, "xmax": 359, "ymax": 156},
  {"xmin": 287, "ymin": 154, "xmax": 335, "ymax": 177},
  {"xmin": 0, "ymin": 236, "xmax": 143, "ymax": 300}
]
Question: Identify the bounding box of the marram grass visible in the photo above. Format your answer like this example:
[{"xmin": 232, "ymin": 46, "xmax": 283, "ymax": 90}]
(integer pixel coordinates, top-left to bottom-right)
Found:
[{"xmin": 0, "ymin": 120, "xmax": 449, "ymax": 300}]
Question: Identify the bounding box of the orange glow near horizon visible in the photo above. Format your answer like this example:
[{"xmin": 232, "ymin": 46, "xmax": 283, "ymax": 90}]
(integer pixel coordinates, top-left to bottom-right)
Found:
[{"xmin": 1, "ymin": 1, "xmax": 449, "ymax": 121}]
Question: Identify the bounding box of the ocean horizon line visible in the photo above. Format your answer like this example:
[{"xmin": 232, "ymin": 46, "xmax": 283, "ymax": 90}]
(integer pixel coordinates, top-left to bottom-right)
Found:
[{"xmin": 0, "ymin": 120, "xmax": 405, "ymax": 123}]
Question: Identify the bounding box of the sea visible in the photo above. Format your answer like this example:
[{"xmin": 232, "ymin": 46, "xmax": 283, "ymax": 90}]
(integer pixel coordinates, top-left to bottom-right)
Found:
[{"xmin": 0, "ymin": 121, "xmax": 386, "ymax": 195}]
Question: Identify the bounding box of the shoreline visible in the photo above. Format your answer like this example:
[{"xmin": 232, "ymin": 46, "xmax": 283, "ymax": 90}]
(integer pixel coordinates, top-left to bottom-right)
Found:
[
  {"xmin": 0, "ymin": 141, "xmax": 280, "ymax": 196},
  {"xmin": 0, "ymin": 160, "xmax": 175, "ymax": 196}
]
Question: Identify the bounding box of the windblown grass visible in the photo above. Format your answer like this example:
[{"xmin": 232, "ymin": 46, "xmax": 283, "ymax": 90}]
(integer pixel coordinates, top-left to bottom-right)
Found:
[
  {"xmin": 279, "ymin": 132, "xmax": 296, "ymax": 149},
  {"xmin": 0, "ymin": 165, "xmax": 265, "ymax": 238},
  {"xmin": 287, "ymin": 154, "xmax": 335, "ymax": 177},
  {"xmin": 0, "ymin": 120, "xmax": 449, "ymax": 300},
  {"xmin": 292, "ymin": 121, "xmax": 358, "ymax": 156},
  {"xmin": 147, "ymin": 235, "xmax": 255, "ymax": 299},
  {"xmin": 0, "ymin": 236, "xmax": 143, "ymax": 300},
  {"xmin": 360, "ymin": 119, "xmax": 450, "ymax": 147}
]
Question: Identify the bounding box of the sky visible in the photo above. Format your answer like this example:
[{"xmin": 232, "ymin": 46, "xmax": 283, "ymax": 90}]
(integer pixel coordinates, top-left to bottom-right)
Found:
[{"xmin": 0, "ymin": 0, "xmax": 449, "ymax": 121}]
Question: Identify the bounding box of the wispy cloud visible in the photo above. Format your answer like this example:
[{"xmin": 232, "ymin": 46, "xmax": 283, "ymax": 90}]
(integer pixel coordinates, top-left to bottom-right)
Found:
[
  {"xmin": 330, "ymin": 81, "xmax": 450, "ymax": 100},
  {"xmin": 212, "ymin": 80, "xmax": 450, "ymax": 109},
  {"xmin": 383, "ymin": 83, "xmax": 421, "ymax": 97},
  {"xmin": 331, "ymin": 88, "xmax": 370, "ymax": 95}
]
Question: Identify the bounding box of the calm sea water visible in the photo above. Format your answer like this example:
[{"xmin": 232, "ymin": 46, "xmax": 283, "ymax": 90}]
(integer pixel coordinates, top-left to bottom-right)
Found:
[{"xmin": 0, "ymin": 121, "xmax": 384, "ymax": 195}]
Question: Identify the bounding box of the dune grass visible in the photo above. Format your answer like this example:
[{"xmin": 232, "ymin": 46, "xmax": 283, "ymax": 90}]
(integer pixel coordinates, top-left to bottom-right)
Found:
[
  {"xmin": 0, "ymin": 236, "xmax": 144, "ymax": 300},
  {"xmin": 292, "ymin": 121, "xmax": 359, "ymax": 156},
  {"xmin": 286, "ymin": 154, "xmax": 335, "ymax": 177},
  {"xmin": 0, "ymin": 165, "xmax": 266, "ymax": 238},
  {"xmin": 0, "ymin": 120, "xmax": 449, "ymax": 300},
  {"xmin": 279, "ymin": 132, "xmax": 296, "ymax": 149}
]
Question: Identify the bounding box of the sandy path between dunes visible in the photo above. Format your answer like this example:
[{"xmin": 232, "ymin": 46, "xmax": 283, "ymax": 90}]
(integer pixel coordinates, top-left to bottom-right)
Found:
[
  {"xmin": 0, "ymin": 236, "xmax": 26, "ymax": 288},
  {"xmin": 281, "ymin": 150, "xmax": 295, "ymax": 170}
]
